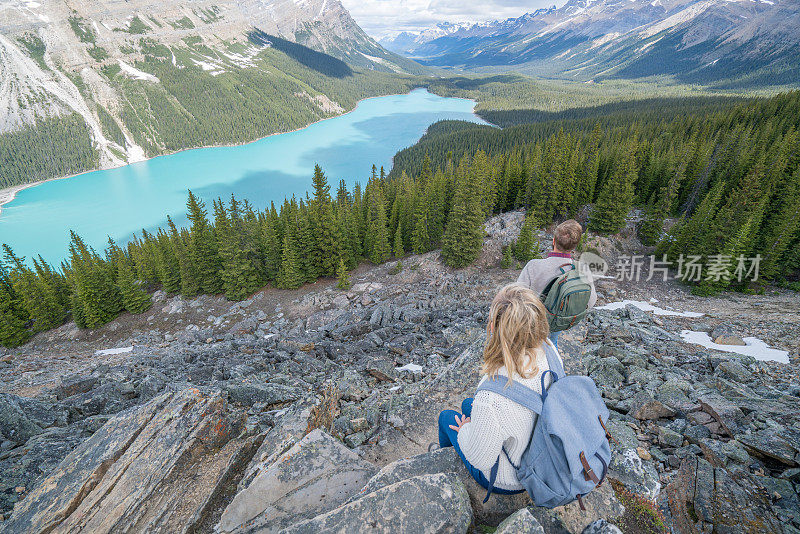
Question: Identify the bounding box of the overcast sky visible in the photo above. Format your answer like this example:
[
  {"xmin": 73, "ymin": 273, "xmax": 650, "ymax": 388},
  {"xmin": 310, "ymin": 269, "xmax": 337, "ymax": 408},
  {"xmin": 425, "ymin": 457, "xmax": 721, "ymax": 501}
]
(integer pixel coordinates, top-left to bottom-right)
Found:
[{"xmin": 340, "ymin": 0, "xmax": 566, "ymax": 38}]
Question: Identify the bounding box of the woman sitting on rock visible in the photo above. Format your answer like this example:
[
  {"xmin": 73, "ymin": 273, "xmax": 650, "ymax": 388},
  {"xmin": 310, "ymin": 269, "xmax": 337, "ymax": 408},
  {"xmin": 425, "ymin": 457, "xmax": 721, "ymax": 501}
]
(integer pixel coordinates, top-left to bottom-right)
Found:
[{"xmin": 435, "ymin": 283, "xmax": 562, "ymax": 495}]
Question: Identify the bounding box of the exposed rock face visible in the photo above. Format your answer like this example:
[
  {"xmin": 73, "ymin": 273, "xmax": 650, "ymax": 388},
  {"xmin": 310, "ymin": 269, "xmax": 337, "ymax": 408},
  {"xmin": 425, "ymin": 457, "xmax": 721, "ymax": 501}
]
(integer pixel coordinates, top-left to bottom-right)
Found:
[
  {"xmin": 218, "ymin": 429, "xmax": 376, "ymax": 533},
  {"xmin": 663, "ymin": 456, "xmax": 784, "ymax": 533},
  {"xmin": 1, "ymin": 388, "xmax": 255, "ymax": 534},
  {"xmin": 281, "ymin": 473, "xmax": 473, "ymax": 534}
]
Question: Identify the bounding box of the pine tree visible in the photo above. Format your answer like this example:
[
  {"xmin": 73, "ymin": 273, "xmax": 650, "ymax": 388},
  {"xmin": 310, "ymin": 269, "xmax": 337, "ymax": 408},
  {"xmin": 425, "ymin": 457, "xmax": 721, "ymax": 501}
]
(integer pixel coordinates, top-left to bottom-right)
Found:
[
  {"xmin": 759, "ymin": 167, "xmax": 800, "ymax": 279},
  {"xmin": 296, "ymin": 201, "xmax": 319, "ymax": 282},
  {"xmin": 261, "ymin": 215, "xmax": 282, "ymax": 282},
  {"xmin": 696, "ymin": 200, "xmax": 766, "ymax": 295},
  {"xmin": 500, "ymin": 246, "xmax": 514, "ymax": 269},
  {"xmin": 186, "ymin": 191, "xmax": 222, "ymax": 294},
  {"xmin": 154, "ymin": 230, "xmax": 181, "ymax": 294},
  {"xmin": 411, "ymin": 200, "xmax": 430, "ymax": 254},
  {"xmin": 553, "ymin": 131, "xmax": 577, "ymax": 218},
  {"xmin": 217, "ymin": 195, "xmax": 262, "ymax": 300},
  {"xmin": 574, "ymin": 123, "xmax": 602, "ymax": 210},
  {"xmin": 639, "ymin": 164, "xmax": 682, "ymax": 246},
  {"xmin": 168, "ymin": 217, "xmax": 199, "ymax": 298},
  {"xmin": 472, "ymin": 150, "xmax": 495, "ymax": 217},
  {"xmin": 31, "ymin": 255, "xmax": 70, "ymax": 323},
  {"xmin": 659, "ymin": 181, "xmax": 725, "ymax": 260},
  {"xmin": 276, "ymin": 224, "xmax": 304, "ymax": 289},
  {"xmin": 336, "ymin": 257, "xmax": 351, "ymax": 290},
  {"xmin": 442, "ymin": 169, "xmax": 484, "ymax": 268},
  {"xmin": 590, "ymin": 145, "xmax": 636, "ymax": 235},
  {"xmin": 311, "ymin": 165, "xmax": 343, "ymax": 277},
  {"xmin": 3, "ymin": 245, "xmax": 66, "ymax": 332},
  {"xmin": 0, "ymin": 257, "xmax": 30, "ymax": 347},
  {"xmin": 514, "ymin": 211, "xmax": 541, "ymax": 262},
  {"xmin": 393, "ymin": 223, "xmax": 404, "ymax": 258},
  {"xmin": 128, "ymin": 231, "xmax": 159, "ymax": 287},
  {"xmin": 364, "ymin": 180, "xmax": 390, "ymax": 264},
  {"xmin": 116, "ymin": 255, "xmax": 151, "ymax": 313},
  {"xmin": 67, "ymin": 232, "xmax": 122, "ymax": 328}
]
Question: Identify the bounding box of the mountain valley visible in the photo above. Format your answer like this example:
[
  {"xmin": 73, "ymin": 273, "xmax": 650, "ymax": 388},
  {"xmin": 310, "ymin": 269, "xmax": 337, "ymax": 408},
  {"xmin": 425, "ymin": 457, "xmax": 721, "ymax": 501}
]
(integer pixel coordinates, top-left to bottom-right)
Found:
[{"xmin": 381, "ymin": 0, "xmax": 800, "ymax": 88}]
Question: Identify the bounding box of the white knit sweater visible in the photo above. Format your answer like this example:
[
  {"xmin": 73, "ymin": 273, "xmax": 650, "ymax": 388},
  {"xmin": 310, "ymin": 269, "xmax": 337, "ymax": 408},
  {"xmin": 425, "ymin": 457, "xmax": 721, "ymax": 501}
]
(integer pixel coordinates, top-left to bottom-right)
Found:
[{"xmin": 456, "ymin": 342, "xmax": 563, "ymax": 491}]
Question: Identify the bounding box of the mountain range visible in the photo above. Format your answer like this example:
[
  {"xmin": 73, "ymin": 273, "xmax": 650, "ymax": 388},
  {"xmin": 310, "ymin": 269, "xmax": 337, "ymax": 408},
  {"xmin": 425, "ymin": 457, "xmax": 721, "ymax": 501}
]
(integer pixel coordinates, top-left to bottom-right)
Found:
[{"xmin": 380, "ymin": 0, "xmax": 800, "ymax": 88}]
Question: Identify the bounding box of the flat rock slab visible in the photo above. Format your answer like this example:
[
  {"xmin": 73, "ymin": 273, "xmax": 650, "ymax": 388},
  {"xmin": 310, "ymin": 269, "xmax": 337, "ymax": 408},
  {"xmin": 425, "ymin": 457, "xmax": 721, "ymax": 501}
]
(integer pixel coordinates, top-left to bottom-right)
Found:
[
  {"xmin": 608, "ymin": 448, "xmax": 661, "ymax": 501},
  {"xmin": 238, "ymin": 401, "xmax": 316, "ymax": 490},
  {"xmin": 225, "ymin": 382, "xmax": 302, "ymax": 407},
  {"xmin": 281, "ymin": 473, "xmax": 473, "ymax": 534},
  {"xmin": 357, "ymin": 448, "xmax": 623, "ymax": 530},
  {"xmin": 357, "ymin": 447, "xmax": 530, "ymax": 525},
  {"xmin": 218, "ymin": 429, "xmax": 376, "ymax": 534},
  {"xmin": 3, "ymin": 387, "xmax": 251, "ymax": 534},
  {"xmin": 0, "ymin": 394, "xmax": 43, "ymax": 446},
  {"xmin": 737, "ymin": 429, "xmax": 799, "ymax": 466}
]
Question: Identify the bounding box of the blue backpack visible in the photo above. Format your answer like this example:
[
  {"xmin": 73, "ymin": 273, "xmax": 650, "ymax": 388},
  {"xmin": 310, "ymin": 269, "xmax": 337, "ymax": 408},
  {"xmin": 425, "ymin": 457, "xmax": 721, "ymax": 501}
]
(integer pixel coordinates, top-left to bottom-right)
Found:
[{"xmin": 475, "ymin": 341, "xmax": 613, "ymax": 509}]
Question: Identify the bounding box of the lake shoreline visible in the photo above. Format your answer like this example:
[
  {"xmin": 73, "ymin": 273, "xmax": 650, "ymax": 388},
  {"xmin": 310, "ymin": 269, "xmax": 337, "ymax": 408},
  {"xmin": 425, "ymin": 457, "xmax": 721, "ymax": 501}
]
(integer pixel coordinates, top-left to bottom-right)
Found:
[
  {"xmin": 0, "ymin": 88, "xmax": 486, "ymax": 264},
  {"xmin": 0, "ymin": 87, "xmax": 482, "ymax": 216}
]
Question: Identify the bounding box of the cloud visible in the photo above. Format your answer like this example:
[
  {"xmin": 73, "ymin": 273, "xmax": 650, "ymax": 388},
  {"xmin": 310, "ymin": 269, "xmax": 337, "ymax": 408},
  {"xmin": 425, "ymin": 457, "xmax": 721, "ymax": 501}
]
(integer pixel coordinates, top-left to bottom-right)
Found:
[{"xmin": 340, "ymin": 0, "xmax": 565, "ymax": 37}]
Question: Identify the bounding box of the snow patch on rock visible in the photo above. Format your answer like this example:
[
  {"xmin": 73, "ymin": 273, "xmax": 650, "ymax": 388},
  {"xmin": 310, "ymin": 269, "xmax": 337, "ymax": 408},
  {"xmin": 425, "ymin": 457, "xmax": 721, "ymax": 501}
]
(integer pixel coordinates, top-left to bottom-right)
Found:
[
  {"xmin": 596, "ymin": 300, "xmax": 704, "ymax": 318},
  {"xmin": 680, "ymin": 330, "xmax": 789, "ymax": 364},
  {"xmin": 118, "ymin": 60, "xmax": 159, "ymax": 82},
  {"xmin": 95, "ymin": 346, "xmax": 134, "ymax": 356}
]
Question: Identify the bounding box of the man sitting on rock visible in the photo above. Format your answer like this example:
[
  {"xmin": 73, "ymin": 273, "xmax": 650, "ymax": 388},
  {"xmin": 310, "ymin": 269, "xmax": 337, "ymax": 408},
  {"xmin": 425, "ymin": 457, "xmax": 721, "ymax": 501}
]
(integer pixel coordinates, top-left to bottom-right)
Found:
[{"xmin": 516, "ymin": 219, "xmax": 596, "ymax": 348}]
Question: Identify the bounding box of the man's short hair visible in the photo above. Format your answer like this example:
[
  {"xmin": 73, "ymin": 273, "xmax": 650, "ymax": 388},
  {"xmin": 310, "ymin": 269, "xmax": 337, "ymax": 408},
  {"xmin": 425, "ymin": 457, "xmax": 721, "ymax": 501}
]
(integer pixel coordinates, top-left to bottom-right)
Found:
[{"xmin": 554, "ymin": 220, "xmax": 583, "ymax": 252}]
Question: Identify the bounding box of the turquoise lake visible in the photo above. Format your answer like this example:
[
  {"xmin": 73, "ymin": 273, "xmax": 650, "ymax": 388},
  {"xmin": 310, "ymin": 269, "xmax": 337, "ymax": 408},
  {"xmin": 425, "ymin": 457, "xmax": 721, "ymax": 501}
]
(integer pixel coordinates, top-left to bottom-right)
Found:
[{"xmin": 0, "ymin": 89, "xmax": 488, "ymax": 265}]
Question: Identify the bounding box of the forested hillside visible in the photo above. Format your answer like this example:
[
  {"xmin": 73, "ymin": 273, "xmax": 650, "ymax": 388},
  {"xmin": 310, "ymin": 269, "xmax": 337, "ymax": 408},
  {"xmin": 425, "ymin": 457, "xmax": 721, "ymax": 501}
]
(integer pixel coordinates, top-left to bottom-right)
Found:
[
  {"xmin": 2, "ymin": 90, "xmax": 799, "ymax": 347},
  {"xmin": 0, "ymin": 35, "xmax": 421, "ymax": 189},
  {"xmin": 393, "ymin": 90, "xmax": 800, "ymax": 294},
  {"xmin": 0, "ymin": 0, "xmax": 425, "ymax": 189}
]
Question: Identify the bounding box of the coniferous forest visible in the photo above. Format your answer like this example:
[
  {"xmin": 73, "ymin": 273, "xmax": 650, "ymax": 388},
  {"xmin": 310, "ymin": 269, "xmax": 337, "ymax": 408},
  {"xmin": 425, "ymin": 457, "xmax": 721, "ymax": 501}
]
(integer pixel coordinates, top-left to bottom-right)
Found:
[{"xmin": 2, "ymin": 90, "xmax": 799, "ymax": 347}]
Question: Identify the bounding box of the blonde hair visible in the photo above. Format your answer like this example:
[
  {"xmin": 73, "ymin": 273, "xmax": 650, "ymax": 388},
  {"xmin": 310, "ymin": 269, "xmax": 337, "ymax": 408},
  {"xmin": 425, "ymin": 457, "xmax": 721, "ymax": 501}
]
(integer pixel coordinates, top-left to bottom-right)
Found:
[{"xmin": 482, "ymin": 284, "xmax": 550, "ymax": 384}]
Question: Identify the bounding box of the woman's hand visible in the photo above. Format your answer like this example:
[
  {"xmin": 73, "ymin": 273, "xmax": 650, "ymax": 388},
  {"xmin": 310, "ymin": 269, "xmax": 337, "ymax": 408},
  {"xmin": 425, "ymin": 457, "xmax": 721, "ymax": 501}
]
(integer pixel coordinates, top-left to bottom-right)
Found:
[{"xmin": 449, "ymin": 414, "xmax": 471, "ymax": 432}]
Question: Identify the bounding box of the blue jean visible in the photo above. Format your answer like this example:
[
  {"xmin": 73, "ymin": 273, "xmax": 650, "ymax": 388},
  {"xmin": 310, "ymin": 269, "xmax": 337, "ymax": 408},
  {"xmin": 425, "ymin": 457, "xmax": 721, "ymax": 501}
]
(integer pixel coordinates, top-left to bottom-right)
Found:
[
  {"xmin": 437, "ymin": 398, "xmax": 525, "ymax": 495},
  {"xmin": 549, "ymin": 331, "xmax": 559, "ymax": 348}
]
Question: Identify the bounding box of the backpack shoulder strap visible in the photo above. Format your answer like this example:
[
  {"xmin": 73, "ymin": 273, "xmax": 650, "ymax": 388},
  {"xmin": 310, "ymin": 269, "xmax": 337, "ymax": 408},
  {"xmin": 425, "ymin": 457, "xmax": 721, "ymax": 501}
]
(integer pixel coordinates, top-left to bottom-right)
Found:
[
  {"xmin": 476, "ymin": 375, "xmax": 544, "ymax": 414},
  {"xmin": 543, "ymin": 340, "xmax": 565, "ymax": 378}
]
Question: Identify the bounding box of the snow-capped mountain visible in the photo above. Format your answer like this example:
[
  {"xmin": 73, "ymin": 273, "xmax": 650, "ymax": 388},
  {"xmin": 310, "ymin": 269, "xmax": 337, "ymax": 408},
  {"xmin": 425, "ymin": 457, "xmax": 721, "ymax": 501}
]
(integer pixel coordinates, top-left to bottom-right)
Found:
[
  {"xmin": 394, "ymin": 0, "xmax": 799, "ymax": 87},
  {"xmin": 379, "ymin": 22, "xmax": 475, "ymax": 54}
]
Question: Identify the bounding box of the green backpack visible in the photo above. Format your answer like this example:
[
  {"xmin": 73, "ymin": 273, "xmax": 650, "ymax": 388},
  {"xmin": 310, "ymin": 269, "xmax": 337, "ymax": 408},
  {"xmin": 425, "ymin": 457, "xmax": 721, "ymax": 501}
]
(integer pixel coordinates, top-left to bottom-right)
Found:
[{"xmin": 540, "ymin": 263, "xmax": 592, "ymax": 333}]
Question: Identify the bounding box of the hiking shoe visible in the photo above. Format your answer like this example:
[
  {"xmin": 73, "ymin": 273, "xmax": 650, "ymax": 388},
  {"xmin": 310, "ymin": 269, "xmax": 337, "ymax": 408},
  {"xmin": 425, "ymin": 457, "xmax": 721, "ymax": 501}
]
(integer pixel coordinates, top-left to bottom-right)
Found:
[{"xmin": 428, "ymin": 442, "xmax": 440, "ymax": 452}]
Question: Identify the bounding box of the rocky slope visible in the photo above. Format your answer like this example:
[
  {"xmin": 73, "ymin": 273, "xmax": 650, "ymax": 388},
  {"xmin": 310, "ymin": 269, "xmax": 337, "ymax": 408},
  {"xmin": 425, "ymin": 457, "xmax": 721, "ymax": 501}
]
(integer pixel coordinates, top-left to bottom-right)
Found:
[
  {"xmin": 0, "ymin": 212, "xmax": 798, "ymax": 532},
  {"xmin": 385, "ymin": 0, "xmax": 800, "ymax": 88}
]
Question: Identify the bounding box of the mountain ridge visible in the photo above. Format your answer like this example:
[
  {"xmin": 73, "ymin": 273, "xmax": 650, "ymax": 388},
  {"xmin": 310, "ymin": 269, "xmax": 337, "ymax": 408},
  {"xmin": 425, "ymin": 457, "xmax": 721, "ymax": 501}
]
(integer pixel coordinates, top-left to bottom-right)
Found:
[{"xmin": 381, "ymin": 0, "xmax": 800, "ymax": 88}]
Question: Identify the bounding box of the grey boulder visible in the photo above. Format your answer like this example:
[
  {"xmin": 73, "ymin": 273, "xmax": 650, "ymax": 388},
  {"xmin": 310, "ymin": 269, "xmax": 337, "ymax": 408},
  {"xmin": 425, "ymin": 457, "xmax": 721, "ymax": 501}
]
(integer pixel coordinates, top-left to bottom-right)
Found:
[
  {"xmin": 280, "ymin": 473, "xmax": 473, "ymax": 534},
  {"xmin": 496, "ymin": 508, "xmax": 545, "ymax": 534},
  {"xmin": 218, "ymin": 429, "xmax": 376, "ymax": 533}
]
